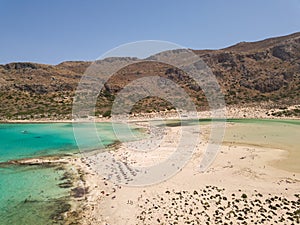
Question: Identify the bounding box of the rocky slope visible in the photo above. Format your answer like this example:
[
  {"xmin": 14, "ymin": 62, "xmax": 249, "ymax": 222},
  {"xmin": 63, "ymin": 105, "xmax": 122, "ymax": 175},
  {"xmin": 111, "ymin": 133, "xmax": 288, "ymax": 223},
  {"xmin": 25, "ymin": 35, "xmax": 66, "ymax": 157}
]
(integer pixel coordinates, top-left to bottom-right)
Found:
[{"xmin": 0, "ymin": 32, "xmax": 299, "ymax": 120}]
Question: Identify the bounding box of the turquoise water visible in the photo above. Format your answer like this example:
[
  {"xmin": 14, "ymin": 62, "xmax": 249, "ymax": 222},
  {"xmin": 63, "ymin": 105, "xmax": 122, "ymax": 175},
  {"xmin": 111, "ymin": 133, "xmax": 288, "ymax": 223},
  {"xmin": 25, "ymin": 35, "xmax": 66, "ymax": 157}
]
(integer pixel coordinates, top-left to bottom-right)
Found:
[
  {"xmin": 0, "ymin": 122, "xmax": 141, "ymax": 225},
  {"xmin": 1, "ymin": 120, "xmax": 298, "ymax": 224},
  {"xmin": 0, "ymin": 165, "xmax": 71, "ymax": 225},
  {"xmin": 0, "ymin": 123, "xmax": 137, "ymax": 162}
]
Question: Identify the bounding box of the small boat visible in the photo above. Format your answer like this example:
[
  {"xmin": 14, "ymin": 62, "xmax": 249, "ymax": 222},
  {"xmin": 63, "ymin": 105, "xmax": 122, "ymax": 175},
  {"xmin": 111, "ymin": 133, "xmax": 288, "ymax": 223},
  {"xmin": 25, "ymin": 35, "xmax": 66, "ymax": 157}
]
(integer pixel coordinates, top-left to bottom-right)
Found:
[{"xmin": 21, "ymin": 130, "xmax": 29, "ymax": 134}]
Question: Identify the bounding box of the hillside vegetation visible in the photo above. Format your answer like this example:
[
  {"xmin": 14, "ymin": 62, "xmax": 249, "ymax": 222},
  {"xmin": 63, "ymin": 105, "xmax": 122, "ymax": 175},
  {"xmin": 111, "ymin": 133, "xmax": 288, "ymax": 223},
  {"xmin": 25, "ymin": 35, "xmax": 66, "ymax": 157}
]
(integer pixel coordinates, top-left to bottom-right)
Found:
[{"xmin": 0, "ymin": 32, "xmax": 299, "ymax": 120}]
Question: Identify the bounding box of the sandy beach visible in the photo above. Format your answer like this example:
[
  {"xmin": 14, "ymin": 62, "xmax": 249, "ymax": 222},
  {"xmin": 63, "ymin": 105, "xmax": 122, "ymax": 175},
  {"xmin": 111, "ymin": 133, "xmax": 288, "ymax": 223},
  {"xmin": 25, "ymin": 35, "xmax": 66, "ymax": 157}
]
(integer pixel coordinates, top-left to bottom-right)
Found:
[
  {"xmin": 1, "ymin": 108, "xmax": 299, "ymax": 224},
  {"xmin": 1, "ymin": 3, "xmax": 300, "ymax": 224},
  {"xmin": 71, "ymin": 120, "xmax": 300, "ymax": 225}
]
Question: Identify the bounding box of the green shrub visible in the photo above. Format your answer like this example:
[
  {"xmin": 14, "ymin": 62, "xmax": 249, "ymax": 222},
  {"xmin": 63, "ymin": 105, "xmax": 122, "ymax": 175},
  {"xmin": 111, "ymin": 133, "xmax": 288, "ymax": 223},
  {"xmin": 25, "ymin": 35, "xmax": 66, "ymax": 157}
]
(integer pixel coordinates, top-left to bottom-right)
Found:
[
  {"xmin": 103, "ymin": 110, "xmax": 111, "ymax": 117},
  {"xmin": 241, "ymin": 193, "xmax": 247, "ymax": 199}
]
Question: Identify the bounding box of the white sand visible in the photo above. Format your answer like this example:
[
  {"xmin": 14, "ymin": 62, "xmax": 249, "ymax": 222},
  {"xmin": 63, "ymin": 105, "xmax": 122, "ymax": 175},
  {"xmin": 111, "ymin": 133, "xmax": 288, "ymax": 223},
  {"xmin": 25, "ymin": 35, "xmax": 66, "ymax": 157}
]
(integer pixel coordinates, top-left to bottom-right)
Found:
[
  {"xmin": 3, "ymin": 115, "xmax": 299, "ymax": 224},
  {"xmin": 76, "ymin": 122, "xmax": 300, "ymax": 225}
]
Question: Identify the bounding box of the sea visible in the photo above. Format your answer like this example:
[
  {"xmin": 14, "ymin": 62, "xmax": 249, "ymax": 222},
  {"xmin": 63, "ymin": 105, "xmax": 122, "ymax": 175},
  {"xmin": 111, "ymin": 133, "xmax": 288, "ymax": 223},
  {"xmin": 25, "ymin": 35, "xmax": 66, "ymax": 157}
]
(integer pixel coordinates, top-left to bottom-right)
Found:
[
  {"xmin": 0, "ymin": 119, "xmax": 299, "ymax": 224},
  {"xmin": 0, "ymin": 122, "xmax": 142, "ymax": 225}
]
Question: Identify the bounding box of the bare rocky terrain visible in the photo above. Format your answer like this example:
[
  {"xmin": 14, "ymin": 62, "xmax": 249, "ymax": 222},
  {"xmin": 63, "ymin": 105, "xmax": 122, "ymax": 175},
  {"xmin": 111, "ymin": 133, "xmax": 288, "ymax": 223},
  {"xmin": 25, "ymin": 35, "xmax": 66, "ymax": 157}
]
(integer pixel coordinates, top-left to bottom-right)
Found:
[{"xmin": 0, "ymin": 32, "xmax": 299, "ymax": 120}]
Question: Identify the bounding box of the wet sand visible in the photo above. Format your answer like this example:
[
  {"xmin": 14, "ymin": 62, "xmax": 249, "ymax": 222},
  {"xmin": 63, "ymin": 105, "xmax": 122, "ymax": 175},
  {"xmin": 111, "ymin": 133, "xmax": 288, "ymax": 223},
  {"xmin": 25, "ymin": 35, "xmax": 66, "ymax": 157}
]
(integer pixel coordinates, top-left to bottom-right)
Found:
[{"xmin": 223, "ymin": 119, "xmax": 300, "ymax": 173}]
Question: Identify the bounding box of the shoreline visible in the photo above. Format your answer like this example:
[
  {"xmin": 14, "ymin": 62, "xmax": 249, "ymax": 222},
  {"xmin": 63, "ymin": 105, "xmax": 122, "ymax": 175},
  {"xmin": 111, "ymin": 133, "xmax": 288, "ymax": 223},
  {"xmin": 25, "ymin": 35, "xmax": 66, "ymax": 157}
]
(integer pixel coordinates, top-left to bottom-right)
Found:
[
  {"xmin": 1, "ymin": 116, "xmax": 299, "ymax": 124},
  {"xmin": 0, "ymin": 154, "xmax": 91, "ymax": 224},
  {"xmin": 74, "ymin": 122, "xmax": 300, "ymax": 224},
  {"xmin": 1, "ymin": 116, "xmax": 299, "ymax": 224},
  {"xmin": 1, "ymin": 105, "xmax": 299, "ymax": 123}
]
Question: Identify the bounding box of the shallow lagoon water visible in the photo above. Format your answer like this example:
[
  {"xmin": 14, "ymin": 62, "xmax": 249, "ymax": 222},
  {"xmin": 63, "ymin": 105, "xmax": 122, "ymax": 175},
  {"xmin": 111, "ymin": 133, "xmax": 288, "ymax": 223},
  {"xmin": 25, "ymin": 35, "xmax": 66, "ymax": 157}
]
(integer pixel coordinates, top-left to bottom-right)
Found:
[
  {"xmin": 0, "ymin": 122, "xmax": 142, "ymax": 224},
  {"xmin": 164, "ymin": 118, "xmax": 300, "ymax": 173},
  {"xmin": 0, "ymin": 165, "xmax": 70, "ymax": 225},
  {"xmin": 0, "ymin": 123, "xmax": 140, "ymax": 162},
  {"xmin": 0, "ymin": 119, "xmax": 299, "ymax": 224},
  {"xmin": 223, "ymin": 119, "xmax": 300, "ymax": 173}
]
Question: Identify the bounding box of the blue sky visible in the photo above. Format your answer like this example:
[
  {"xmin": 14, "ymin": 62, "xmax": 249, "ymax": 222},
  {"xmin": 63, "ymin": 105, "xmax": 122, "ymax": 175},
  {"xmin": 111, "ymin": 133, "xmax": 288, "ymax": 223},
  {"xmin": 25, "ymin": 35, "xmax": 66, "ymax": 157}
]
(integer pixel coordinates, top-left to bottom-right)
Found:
[{"xmin": 0, "ymin": 0, "xmax": 300, "ymax": 64}]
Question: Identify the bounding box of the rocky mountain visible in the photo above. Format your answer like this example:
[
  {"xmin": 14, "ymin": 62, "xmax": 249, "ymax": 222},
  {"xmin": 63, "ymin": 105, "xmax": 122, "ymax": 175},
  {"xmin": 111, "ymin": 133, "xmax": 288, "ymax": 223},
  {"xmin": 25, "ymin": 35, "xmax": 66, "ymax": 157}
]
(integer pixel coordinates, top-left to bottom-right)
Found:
[{"xmin": 0, "ymin": 32, "xmax": 299, "ymax": 120}]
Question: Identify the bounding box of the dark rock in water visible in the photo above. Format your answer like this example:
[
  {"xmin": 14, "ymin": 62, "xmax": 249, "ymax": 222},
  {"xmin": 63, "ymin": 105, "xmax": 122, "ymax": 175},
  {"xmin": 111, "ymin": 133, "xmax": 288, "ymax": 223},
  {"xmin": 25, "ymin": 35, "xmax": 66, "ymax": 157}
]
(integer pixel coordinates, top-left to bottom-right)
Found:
[
  {"xmin": 71, "ymin": 187, "xmax": 88, "ymax": 198},
  {"xmin": 50, "ymin": 202, "xmax": 71, "ymax": 221},
  {"xmin": 24, "ymin": 198, "xmax": 38, "ymax": 203},
  {"xmin": 55, "ymin": 166, "xmax": 65, "ymax": 171},
  {"xmin": 60, "ymin": 172, "xmax": 72, "ymax": 181},
  {"xmin": 58, "ymin": 180, "xmax": 73, "ymax": 188}
]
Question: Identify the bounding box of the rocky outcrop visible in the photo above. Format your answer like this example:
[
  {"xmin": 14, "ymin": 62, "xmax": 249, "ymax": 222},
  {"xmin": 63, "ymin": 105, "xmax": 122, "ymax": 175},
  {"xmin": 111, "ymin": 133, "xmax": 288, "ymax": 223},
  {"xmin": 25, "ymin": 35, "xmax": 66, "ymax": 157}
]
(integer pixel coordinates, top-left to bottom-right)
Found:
[{"xmin": 3, "ymin": 62, "xmax": 40, "ymax": 70}]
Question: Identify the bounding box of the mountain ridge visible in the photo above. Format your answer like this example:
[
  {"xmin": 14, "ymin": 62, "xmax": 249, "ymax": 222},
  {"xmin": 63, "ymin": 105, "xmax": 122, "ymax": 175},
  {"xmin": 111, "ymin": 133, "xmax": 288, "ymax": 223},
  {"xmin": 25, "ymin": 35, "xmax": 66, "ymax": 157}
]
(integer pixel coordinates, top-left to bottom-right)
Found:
[{"xmin": 0, "ymin": 32, "xmax": 299, "ymax": 119}]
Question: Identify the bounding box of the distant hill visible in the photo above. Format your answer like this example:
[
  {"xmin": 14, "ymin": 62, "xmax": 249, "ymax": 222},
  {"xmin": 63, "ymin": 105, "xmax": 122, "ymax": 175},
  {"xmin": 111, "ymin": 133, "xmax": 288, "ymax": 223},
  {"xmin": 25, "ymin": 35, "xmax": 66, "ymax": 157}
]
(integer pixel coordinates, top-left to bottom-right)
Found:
[{"xmin": 0, "ymin": 32, "xmax": 299, "ymax": 120}]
